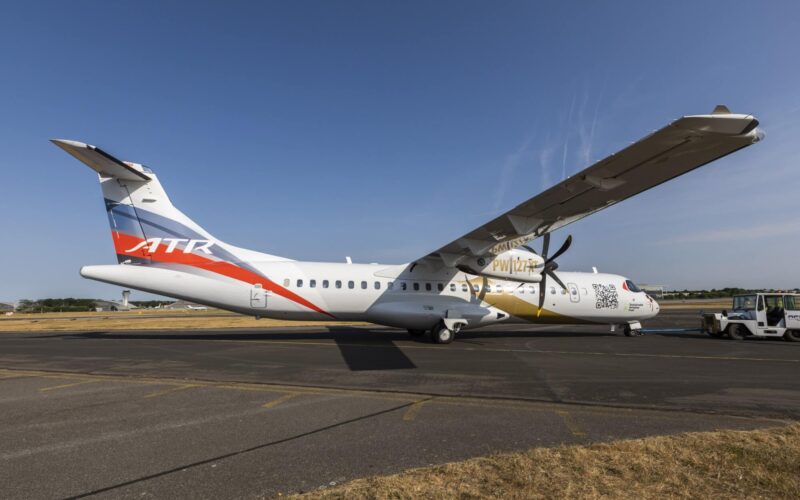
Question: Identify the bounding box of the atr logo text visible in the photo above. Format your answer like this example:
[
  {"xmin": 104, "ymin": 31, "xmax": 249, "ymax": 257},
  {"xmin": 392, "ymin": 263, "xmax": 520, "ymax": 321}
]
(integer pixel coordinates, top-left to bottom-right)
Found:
[{"xmin": 124, "ymin": 238, "xmax": 215, "ymax": 255}]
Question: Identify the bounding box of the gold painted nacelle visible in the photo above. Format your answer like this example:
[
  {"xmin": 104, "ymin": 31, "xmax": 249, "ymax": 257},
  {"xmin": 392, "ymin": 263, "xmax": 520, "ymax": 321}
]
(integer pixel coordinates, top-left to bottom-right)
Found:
[{"xmin": 459, "ymin": 249, "xmax": 543, "ymax": 283}]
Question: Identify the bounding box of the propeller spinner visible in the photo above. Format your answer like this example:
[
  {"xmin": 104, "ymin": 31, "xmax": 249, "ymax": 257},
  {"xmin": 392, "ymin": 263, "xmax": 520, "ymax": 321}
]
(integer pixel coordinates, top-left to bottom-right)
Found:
[{"xmin": 524, "ymin": 233, "xmax": 572, "ymax": 316}]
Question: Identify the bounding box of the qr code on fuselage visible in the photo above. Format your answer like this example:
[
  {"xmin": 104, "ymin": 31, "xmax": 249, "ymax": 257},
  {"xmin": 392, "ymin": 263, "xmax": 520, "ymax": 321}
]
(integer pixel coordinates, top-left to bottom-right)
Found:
[{"xmin": 592, "ymin": 284, "xmax": 618, "ymax": 309}]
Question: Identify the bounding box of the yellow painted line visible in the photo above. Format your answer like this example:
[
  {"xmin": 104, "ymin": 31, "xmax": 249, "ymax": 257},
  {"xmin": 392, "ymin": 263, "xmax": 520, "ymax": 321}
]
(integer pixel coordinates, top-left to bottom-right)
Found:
[
  {"xmin": 0, "ymin": 368, "xmax": 785, "ymax": 425},
  {"xmin": 262, "ymin": 393, "xmax": 297, "ymax": 409},
  {"xmin": 171, "ymin": 339, "xmax": 799, "ymax": 364},
  {"xmin": 39, "ymin": 379, "xmax": 100, "ymax": 392},
  {"xmin": 144, "ymin": 384, "xmax": 197, "ymax": 399},
  {"xmin": 556, "ymin": 410, "xmax": 587, "ymax": 437},
  {"xmin": 403, "ymin": 399, "xmax": 430, "ymax": 421}
]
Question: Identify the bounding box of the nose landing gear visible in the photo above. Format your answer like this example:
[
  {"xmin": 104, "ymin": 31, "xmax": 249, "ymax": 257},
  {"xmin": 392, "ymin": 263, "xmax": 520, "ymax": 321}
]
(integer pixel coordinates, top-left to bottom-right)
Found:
[{"xmin": 623, "ymin": 321, "xmax": 644, "ymax": 337}]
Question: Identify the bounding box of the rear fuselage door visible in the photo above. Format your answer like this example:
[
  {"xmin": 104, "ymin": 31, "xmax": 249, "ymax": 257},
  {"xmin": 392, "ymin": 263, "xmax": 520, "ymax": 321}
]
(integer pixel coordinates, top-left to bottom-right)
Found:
[{"xmin": 250, "ymin": 284, "xmax": 268, "ymax": 308}]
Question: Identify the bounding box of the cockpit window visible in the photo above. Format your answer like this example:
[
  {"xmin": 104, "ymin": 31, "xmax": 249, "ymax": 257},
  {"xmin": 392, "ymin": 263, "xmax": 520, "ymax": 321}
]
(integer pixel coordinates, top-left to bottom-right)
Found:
[{"xmin": 625, "ymin": 280, "xmax": 642, "ymax": 293}]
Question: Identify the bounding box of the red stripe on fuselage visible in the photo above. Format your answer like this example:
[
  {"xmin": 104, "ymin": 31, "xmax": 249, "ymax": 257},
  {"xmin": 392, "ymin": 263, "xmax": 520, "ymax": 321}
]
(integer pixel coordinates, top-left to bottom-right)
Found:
[{"xmin": 112, "ymin": 231, "xmax": 334, "ymax": 318}]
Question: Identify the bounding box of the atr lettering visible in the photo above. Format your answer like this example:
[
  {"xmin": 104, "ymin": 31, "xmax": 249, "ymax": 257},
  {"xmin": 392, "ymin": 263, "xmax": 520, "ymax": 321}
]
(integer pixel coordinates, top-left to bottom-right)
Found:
[{"xmin": 124, "ymin": 238, "xmax": 215, "ymax": 255}]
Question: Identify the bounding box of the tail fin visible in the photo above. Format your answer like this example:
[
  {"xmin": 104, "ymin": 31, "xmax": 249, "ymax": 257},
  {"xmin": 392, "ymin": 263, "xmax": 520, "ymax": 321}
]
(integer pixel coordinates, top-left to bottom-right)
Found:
[{"xmin": 52, "ymin": 139, "xmax": 222, "ymax": 264}]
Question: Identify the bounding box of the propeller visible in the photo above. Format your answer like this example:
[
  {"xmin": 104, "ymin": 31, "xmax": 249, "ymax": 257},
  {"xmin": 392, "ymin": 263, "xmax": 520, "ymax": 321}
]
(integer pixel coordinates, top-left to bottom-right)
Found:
[{"xmin": 524, "ymin": 233, "xmax": 573, "ymax": 316}]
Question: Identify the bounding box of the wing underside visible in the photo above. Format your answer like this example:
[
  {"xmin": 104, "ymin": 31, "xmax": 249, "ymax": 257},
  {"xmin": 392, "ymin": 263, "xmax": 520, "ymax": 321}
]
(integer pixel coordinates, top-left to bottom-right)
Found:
[{"xmin": 421, "ymin": 108, "xmax": 763, "ymax": 267}]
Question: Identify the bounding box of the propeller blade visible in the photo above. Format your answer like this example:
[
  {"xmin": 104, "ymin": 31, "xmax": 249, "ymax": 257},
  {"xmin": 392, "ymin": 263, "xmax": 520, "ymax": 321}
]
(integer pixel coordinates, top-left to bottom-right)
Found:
[
  {"xmin": 545, "ymin": 234, "xmax": 572, "ymax": 264},
  {"xmin": 537, "ymin": 273, "xmax": 547, "ymax": 315},
  {"xmin": 548, "ymin": 270, "xmax": 567, "ymax": 291},
  {"xmin": 541, "ymin": 233, "xmax": 550, "ymax": 260}
]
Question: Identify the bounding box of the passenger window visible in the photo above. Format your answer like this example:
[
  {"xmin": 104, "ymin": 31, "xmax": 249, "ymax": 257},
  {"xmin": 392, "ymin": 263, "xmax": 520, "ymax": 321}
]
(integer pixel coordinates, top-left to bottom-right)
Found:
[
  {"xmin": 472, "ymin": 284, "xmax": 479, "ymax": 292},
  {"xmin": 462, "ymin": 284, "xmax": 468, "ymax": 292},
  {"xmin": 528, "ymin": 285, "xmax": 535, "ymax": 294},
  {"xmin": 361, "ymin": 281, "xmax": 367, "ymax": 289},
  {"xmin": 387, "ymin": 281, "xmax": 394, "ymax": 289},
  {"xmin": 550, "ymin": 287, "xmax": 556, "ymax": 294},
  {"xmin": 561, "ymin": 288, "xmax": 567, "ymax": 295},
  {"xmin": 297, "ymin": 279, "xmax": 303, "ymax": 288},
  {"xmin": 323, "ymin": 280, "xmax": 329, "ymax": 288},
  {"xmin": 517, "ymin": 286, "xmax": 523, "ymax": 294},
  {"xmin": 348, "ymin": 281, "xmax": 355, "ymax": 289},
  {"xmin": 309, "ymin": 280, "xmax": 316, "ymax": 288},
  {"xmin": 401, "ymin": 282, "xmax": 407, "ymax": 291},
  {"xmin": 425, "ymin": 283, "xmax": 432, "ymax": 291},
  {"xmin": 450, "ymin": 283, "xmax": 456, "ymax": 292},
  {"xmin": 413, "ymin": 283, "xmax": 420, "ymax": 291},
  {"xmin": 335, "ymin": 280, "xmax": 342, "ymax": 289},
  {"xmin": 374, "ymin": 281, "xmax": 380, "ymax": 290},
  {"xmin": 437, "ymin": 283, "xmax": 444, "ymax": 292},
  {"xmin": 283, "ymin": 279, "xmax": 290, "ymax": 287}
]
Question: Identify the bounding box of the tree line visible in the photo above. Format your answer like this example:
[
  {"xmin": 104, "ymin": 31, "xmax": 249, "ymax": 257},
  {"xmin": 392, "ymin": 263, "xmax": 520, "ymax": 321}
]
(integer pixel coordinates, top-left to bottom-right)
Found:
[{"xmin": 15, "ymin": 298, "xmax": 175, "ymax": 312}]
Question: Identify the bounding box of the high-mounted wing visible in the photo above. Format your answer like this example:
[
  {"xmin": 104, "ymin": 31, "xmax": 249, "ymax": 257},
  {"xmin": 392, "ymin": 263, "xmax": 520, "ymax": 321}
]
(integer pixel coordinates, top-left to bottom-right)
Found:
[{"xmin": 420, "ymin": 106, "xmax": 763, "ymax": 267}]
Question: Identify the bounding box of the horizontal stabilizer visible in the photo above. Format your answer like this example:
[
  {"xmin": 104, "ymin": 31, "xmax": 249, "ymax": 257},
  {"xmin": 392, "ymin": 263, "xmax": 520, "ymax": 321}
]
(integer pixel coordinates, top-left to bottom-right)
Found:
[{"xmin": 51, "ymin": 139, "xmax": 151, "ymax": 181}]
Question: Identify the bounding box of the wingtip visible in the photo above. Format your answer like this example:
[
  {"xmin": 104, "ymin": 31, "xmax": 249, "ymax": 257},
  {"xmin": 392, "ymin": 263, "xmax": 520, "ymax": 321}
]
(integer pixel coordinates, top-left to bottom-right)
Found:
[{"xmin": 50, "ymin": 139, "xmax": 91, "ymax": 149}]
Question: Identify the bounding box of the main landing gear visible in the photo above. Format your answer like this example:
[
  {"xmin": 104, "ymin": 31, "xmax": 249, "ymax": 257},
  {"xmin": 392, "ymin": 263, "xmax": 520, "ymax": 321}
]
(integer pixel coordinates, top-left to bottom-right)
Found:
[
  {"xmin": 408, "ymin": 319, "xmax": 467, "ymax": 344},
  {"xmin": 432, "ymin": 324, "xmax": 455, "ymax": 344}
]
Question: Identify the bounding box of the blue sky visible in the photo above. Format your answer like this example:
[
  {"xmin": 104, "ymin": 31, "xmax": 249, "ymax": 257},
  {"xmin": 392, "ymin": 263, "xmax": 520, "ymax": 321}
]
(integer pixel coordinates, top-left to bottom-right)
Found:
[{"xmin": 1, "ymin": 1, "xmax": 799, "ymax": 301}]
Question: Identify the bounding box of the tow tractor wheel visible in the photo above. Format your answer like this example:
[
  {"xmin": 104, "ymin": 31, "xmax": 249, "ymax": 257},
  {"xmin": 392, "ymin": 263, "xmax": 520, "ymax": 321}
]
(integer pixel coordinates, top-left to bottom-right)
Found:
[
  {"xmin": 623, "ymin": 325, "xmax": 641, "ymax": 337},
  {"xmin": 728, "ymin": 324, "xmax": 745, "ymax": 340},
  {"xmin": 408, "ymin": 329, "xmax": 426, "ymax": 337},
  {"xmin": 432, "ymin": 325, "xmax": 455, "ymax": 344},
  {"xmin": 784, "ymin": 330, "xmax": 800, "ymax": 342}
]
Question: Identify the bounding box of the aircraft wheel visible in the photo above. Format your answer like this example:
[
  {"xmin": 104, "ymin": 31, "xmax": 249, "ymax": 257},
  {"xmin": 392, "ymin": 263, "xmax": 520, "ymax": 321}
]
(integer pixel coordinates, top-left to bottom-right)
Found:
[
  {"xmin": 432, "ymin": 325, "xmax": 455, "ymax": 344},
  {"xmin": 727, "ymin": 324, "xmax": 745, "ymax": 340},
  {"xmin": 784, "ymin": 330, "xmax": 800, "ymax": 342},
  {"xmin": 623, "ymin": 325, "xmax": 641, "ymax": 337},
  {"xmin": 407, "ymin": 329, "xmax": 426, "ymax": 338}
]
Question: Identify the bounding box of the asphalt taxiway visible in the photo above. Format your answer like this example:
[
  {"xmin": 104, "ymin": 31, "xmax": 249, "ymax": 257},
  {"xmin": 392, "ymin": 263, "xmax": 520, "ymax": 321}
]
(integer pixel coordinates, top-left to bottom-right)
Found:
[{"xmin": 0, "ymin": 309, "xmax": 797, "ymax": 498}]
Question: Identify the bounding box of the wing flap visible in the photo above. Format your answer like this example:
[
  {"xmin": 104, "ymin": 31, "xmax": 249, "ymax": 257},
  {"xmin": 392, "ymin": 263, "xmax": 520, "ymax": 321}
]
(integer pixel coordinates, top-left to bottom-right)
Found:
[
  {"xmin": 422, "ymin": 109, "xmax": 763, "ymax": 263},
  {"xmin": 51, "ymin": 139, "xmax": 151, "ymax": 181}
]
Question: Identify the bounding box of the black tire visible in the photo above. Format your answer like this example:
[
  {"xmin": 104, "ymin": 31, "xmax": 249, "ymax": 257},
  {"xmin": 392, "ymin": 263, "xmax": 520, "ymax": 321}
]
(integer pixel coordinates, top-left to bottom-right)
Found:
[
  {"xmin": 784, "ymin": 330, "xmax": 800, "ymax": 342},
  {"xmin": 623, "ymin": 325, "xmax": 640, "ymax": 337},
  {"xmin": 728, "ymin": 324, "xmax": 745, "ymax": 340},
  {"xmin": 408, "ymin": 329, "xmax": 426, "ymax": 337},
  {"xmin": 432, "ymin": 326, "xmax": 454, "ymax": 344}
]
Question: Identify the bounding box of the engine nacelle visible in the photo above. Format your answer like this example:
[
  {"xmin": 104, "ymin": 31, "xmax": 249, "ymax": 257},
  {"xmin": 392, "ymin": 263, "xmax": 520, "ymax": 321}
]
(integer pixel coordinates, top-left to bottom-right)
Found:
[{"xmin": 458, "ymin": 249, "xmax": 543, "ymax": 283}]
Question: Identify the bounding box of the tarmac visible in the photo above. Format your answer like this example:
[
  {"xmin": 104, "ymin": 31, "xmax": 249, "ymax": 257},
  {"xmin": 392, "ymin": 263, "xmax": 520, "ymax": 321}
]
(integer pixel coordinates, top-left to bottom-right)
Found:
[{"xmin": 0, "ymin": 308, "xmax": 798, "ymax": 498}]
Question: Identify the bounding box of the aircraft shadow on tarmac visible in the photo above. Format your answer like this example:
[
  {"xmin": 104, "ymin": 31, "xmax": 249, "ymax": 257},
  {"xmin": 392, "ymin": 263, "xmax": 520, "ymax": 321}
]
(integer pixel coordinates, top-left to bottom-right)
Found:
[{"xmin": 35, "ymin": 327, "xmax": 621, "ymax": 372}]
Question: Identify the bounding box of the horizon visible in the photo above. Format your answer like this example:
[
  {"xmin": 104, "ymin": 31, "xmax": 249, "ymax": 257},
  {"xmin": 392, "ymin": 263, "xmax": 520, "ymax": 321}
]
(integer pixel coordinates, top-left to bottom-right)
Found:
[{"xmin": 1, "ymin": 2, "xmax": 799, "ymax": 301}]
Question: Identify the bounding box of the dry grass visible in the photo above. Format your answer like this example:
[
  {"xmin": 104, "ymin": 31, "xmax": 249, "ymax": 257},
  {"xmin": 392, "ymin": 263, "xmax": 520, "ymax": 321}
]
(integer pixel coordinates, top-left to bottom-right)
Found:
[
  {"xmin": 297, "ymin": 424, "xmax": 800, "ymax": 499},
  {"xmin": 0, "ymin": 309, "xmax": 371, "ymax": 332}
]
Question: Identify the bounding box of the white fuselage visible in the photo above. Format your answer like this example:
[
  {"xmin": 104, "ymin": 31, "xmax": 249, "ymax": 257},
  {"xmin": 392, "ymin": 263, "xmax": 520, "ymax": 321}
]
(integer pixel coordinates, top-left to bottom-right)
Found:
[{"xmin": 81, "ymin": 259, "xmax": 659, "ymax": 330}]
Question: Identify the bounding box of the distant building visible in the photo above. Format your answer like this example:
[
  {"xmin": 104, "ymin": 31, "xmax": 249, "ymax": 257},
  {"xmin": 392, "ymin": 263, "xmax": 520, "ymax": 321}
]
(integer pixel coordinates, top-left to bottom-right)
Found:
[
  {"xmin": 163, "ymin": 300, "xmax": 206, "ymax": 310},
  {"xmin": 637, "ymin": 284, "xmax": 666, "ymax": 299}
]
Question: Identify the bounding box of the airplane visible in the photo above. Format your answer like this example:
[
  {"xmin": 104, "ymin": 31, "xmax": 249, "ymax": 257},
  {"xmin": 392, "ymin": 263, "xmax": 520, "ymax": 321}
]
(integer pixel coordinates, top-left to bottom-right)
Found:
[{"xmin": 52, "ymin": 106, "xmax": 763, "ymax": 344}]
